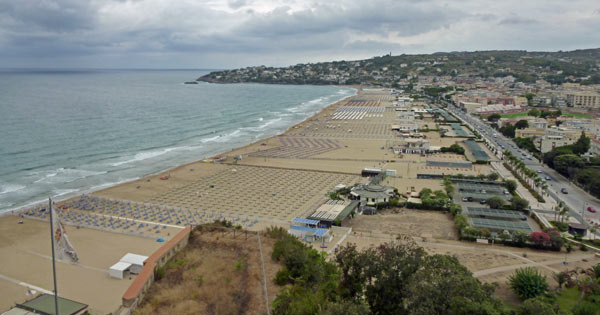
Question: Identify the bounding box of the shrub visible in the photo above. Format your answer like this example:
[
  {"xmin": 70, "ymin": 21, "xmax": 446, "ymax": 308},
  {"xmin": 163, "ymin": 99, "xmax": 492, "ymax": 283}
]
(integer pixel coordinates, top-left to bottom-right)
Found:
[
  {"xmin": 509, "ymin": 267, "xmax": 549, "ymax": 300},
  {"xmin": 529, "ymin": 232, "xmax": 551, "ymax": 249},
  {"xmin": 550, "ymin": 221, "xmax": 568, "ymax": 232},
  {"xmin": 487, "ymin": 196, "xmax": 505, "ymax": 209},
  {"xmin": 155, "ymin": 267, "xmax": 165, "ymax": 280}
]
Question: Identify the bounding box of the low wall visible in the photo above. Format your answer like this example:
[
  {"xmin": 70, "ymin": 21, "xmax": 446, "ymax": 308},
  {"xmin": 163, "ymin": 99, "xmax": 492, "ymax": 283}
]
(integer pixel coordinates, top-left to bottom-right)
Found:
[{"xmin": 119, "ymin": 226, "xmax": 192, "ymax": 313}]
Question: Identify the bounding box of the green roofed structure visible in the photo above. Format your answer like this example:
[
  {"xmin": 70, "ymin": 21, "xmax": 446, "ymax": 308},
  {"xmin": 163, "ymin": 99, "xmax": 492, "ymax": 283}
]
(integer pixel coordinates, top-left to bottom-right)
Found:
[
  {"xmin": 12, "ymin": 294, "xmax": 88, "ymax": 315},
  {"xmin": 470, "ymin": 217, "xmax": 532, "ymax": 232},
  {"xmin": 466, "ymin": 207, "xmax": 525, "ymax": 220},
  {"xmin": 451, "ymin": 123, "xmax": 470, "ymax": 137},
  {"xmin": 464, "ymin": 140, "xmax": 490, "ymax": 161},
  {"xmin": 308, "ymin": 200, "xmax": 360, "ymax": 228}
]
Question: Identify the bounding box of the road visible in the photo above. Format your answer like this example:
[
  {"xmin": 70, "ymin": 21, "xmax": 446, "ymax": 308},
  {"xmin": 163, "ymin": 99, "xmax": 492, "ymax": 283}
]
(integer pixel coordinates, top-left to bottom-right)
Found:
[{"xmin": 435, "ymin": 98, "xmax": 600, "ymax": 227}]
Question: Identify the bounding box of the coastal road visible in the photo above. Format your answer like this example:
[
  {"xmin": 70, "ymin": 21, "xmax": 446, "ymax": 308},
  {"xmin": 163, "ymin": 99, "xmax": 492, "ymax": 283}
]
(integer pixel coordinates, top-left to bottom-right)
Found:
[{"xmin": 436, "ymin": 97, "xmax": 600, "ymax": 227}]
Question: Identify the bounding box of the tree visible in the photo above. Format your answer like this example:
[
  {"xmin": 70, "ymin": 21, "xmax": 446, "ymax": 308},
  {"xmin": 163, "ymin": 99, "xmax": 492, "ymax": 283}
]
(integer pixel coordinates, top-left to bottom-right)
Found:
[
  {"xmin": 553, "ymin": 154, "xmax": 585, "ymax": 177},
  {"xmin": 548, "ymin": 230, "xmax": 564, "ymax": 251},
  {"xmin": 528, "ymin": 108, "xmax": 540, "ymax": 117},
  {"xmin": 487, "ymin": 113, "xmax": 502, "ymax": 122},
  {"xmin": 509, "ymin": 267, "xmax": 549, "ymax": 300},
  {"xmin": 572, "ymin": 131, "xmax": 591, "ymax": 155},
  {"xmin": 487, "ymin": 196, "xmax": 505, "ymax": 209},
  {"xmin": 511, "ymin": 196, "xmax": 530, "ymax": 211},
  {"xmin": 529, "ymin": 232, "xmax": 550, "ymax": 248},
  {"xmin": 500, "ymin": 124, "xmax": 516, "ymax": 138},
  {"xmin": 504, "ymin": 180, "xmax": 517, "ymax": 193},
  {"xmin": 335, "ymin": 237, "xmax": 427, "ymax": 314},
  {"xmin": 404, "ymin": 255, "xmax": 505, "ymax": 315},
  {"xmin": 515, "ymin": 119, "xmax": 529, "ymax": 129},
  {"xmin": 487, "ymin": 172, "xmax": 500, "ymax": 181},
  {"xmin": 553, "ymin": 271, "xmax": 568, "ymax": 289},
  {"xmin": 518, "ymin": 296, "xmax": 560, "ymax": 315}
]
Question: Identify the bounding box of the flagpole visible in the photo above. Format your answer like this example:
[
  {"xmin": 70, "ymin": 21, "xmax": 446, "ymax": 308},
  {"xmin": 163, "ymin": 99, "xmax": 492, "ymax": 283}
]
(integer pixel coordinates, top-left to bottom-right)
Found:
[{"xmin": 49, "ymin": 198, "xmax": 59, "ymax": 315}]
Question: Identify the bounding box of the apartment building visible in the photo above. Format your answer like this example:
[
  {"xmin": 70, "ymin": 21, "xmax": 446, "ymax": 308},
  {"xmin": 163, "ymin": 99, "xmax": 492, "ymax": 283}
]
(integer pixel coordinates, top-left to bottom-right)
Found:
[{"xmin": 567, "ymin": 92, "xmax": 600, "ymax": 108}]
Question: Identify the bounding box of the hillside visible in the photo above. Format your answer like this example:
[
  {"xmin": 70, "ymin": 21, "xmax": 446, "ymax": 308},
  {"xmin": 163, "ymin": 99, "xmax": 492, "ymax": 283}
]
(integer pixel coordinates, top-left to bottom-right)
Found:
[{"xmin": 198, "ymin": 49, "xmax": 600, "ymax": 86}]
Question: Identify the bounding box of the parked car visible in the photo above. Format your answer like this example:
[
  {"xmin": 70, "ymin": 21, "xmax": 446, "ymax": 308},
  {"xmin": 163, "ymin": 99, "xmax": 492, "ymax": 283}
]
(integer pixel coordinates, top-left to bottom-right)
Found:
[
  {"xmin": 561, "ymin": 188, "xmax": 568, "ymax": 194},
  {"xmin": 537, "ymin": 170, "xmax": 542, "ymax": 173},
  {"xmin": 479, "ymin": 200, "xmax": 487, "ymax": 204},
  {"xmin": 462, "ymin": 197, "xmax": 469, "ymax": 202},
  {"xmin": 545, "ymin": 176, "xmax": 551, "ymax": 180},
  {"xmin": 520, "ymin": 216, "xmax": 527, "ymax": 221},
  {"xmin": 587, "ymin": 206, "xmax": 597, "ymax": 213}
]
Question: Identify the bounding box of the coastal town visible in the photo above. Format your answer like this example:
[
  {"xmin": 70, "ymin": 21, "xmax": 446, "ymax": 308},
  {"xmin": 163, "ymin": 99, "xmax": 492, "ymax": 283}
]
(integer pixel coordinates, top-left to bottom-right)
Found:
[{"xmin": 3, "ymin": 52, "xmax": 600, "ymax": 314}]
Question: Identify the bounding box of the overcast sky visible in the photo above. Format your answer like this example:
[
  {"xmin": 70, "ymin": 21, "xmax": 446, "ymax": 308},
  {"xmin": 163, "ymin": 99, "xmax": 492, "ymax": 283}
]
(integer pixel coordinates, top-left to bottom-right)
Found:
[{"xmin": 1, "ymin": 0, "xmax": 599, "ymax": 69}]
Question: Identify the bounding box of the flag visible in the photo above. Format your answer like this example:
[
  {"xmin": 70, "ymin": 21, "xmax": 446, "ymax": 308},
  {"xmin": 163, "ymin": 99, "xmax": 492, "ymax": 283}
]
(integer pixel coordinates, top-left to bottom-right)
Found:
[{"xmin": 51, "ymin": 204, "xmax": 79, "ymax": 263}]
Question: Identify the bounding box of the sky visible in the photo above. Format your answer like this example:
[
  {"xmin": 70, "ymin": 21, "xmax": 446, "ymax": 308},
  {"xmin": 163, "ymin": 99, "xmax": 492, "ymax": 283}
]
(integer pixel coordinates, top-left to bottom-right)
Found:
[{"xmin": 0, "ymin": 0, "xmax": 599, "ymax": 69}]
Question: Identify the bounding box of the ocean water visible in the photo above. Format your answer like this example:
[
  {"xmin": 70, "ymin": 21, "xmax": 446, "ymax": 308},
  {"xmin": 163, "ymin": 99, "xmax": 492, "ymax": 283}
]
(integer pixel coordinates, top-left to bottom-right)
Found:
[{"xmin": 0, "ymin": 69, "xmax": 355, "ymax": 213}]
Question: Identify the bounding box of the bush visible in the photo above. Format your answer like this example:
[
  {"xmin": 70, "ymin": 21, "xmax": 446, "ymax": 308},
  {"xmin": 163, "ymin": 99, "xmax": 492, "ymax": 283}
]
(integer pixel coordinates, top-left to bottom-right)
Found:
[
  {"xmin": 550, "ymin": 221, "xmax": 568, "ymax": 232},
  {"xmin": 155, "ymin": 267, "xmax": 165, "ymax": 280},
  {"xmin": 487, "ymin": 197, "xmax": 505, "ymax": 209},
  {"xmin": 509, "ymin": 267, "xmax": 549, "ymax": 300}
]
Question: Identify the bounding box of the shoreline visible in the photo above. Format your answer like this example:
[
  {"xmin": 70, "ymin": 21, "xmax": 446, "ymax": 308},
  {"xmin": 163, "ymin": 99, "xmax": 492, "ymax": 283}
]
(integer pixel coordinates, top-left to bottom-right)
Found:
[{"xmin": 5, "ymin": 85, "xmax": 359, "ymax": 215}]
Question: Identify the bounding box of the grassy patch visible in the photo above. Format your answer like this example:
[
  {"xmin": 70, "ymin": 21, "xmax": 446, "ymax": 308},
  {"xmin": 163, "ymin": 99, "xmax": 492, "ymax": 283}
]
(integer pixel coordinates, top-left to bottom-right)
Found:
[
  {"xmin": 562, "ymin": 112, "xmax": 593, "ymax": 118},
  {"xmin": 555, "ymin": 287, "xmax": 581, "ymax": 312}
]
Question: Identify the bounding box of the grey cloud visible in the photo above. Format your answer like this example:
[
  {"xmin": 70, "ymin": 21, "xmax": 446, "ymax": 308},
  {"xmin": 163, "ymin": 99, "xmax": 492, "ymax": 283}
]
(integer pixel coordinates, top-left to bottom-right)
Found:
[
  {"xmin": 0, "ymin": 0, "xmax": 97, "ymax": 32},
  {"xmin": 0, "ymin": 0, "xmax": 598, "ymax": 68},
  {"xmin": 499, "ymin": 17, "xmax": 538, "ymax": 25},
  {"xmin": 237, "ymin": 1, "xmax": 463, "ymax": 38}
]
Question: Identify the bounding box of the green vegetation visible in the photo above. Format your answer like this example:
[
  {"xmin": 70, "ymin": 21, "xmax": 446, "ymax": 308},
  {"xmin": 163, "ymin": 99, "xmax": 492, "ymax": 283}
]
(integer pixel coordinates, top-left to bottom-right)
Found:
[
  {"xmin": 271, "ymin": 233, "xmax": 510, "ymax": 314},
  {"xmin": 514, "ymin": 137, "xmax": 538, "ymax": 153},
  {"xmin": 487, "ymin": 196, "xmax": 505, "ymax": 209},
  {"xmin": 561, "ymin": 112, "xmax": 593, "ymax": 118},
  {"xmin": 515, "ymin": 119, "xmax": 529, "ymax": 129},
  {"xmin": 500, "ymin": 124, "xmax": 516, "ymax": 138},
  {"xmin": 543, "ymin": 132, "xmax": 600, "ymax": 199},
  {"xmin": 509, "ymin": 267, "xmax": 549, "ymax": 300},
  {"xmin": 406, "ymin": 188, "xmax": 451, "ymax": 210},
  {"xmin": 440, "ymin": 143, "xmax": 465, "ymax": 155},
  {"xmin": 503, "ymin": 150, "xmax": 546, "ymax": 203},
  {"xmin": 511, "ymin": 196, "xmax": 530, "ymax": 211},
  {"xmin": 487, "ymin": 113, "xmax": 502, "ymax": 122}
]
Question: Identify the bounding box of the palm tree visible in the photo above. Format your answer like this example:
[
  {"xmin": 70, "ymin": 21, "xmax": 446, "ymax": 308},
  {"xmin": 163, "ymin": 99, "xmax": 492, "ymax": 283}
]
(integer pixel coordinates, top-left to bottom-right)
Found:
[{"xmin": 553, "ymin": 204, "xmax": 561, "ymax": 222}]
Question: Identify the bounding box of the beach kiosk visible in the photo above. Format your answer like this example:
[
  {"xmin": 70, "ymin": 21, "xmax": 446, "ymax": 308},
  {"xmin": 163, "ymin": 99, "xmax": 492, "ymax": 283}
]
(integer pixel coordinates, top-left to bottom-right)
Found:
[
  {"xmin": 109, "ymin": 262, "xmax": 132, "ymax": 280},
  {"xmin": 119, "ymin": 253, "xmax": 148, "ymax": 274},
  {"xmin": 289, "ymin": 218, "xmax": 332, "ymax": 243},
  {"xmin": 109, "ymin": 253, "xmax": 148, "ymax": 279}
]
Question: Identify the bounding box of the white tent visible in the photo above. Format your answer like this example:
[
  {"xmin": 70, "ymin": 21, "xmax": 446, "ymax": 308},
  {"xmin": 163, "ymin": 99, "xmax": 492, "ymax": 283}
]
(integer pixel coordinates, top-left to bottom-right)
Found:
[
  {"xmin": 119, "ymin": 253, "xmax": 148, "ymax": 274},
  {"xmin": 109, "ymin": 262, "xmax": 132, "ymax": 279}
]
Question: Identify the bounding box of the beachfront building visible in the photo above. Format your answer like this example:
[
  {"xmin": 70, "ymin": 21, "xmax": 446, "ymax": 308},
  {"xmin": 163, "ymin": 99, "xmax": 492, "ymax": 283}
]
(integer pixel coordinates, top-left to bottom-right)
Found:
[
  {"xmin": 349, "ymin": 184, "xmax": 395, "ymax": 206},
  {"xmin": 390, "ymin": 139, "xmax": 439, "ymax": 154},
  {"xmin": 109, "ymin": 253, "xmax": 148, "ymax": 279},
  {"xmin": 288, "ymin": 218, "xmax": 331, "ymax": 243},
  {"xmin": 307, "ymin": 200, "xmax": 359, "ymax": 228}
]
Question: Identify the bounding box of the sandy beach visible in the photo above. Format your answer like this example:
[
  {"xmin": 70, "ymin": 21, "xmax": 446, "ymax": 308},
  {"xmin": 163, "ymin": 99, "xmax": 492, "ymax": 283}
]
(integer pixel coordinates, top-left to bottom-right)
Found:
[{"xmin": 2, "ymin": 87, "xmax": 560, "ymax": 314}]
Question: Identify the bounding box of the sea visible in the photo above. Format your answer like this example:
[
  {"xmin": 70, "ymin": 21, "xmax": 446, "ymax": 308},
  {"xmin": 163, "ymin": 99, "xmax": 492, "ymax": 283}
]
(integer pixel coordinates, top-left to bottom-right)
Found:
[{"xmin": 0, "ymin": 69, "xmax": 356, "ymax": 214}]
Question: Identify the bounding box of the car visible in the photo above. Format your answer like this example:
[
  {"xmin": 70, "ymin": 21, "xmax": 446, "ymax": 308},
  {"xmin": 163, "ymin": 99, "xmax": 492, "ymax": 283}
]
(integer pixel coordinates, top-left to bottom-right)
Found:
[
  {"xmin": 520, "ymin": 216, "xmax": 527, "ymax": 221},
  {"xmin": 503, "ymin": 190, "xmax": 509, "ymax": 195},
  {"xmin": 587, "ymin": 206, "xmax": 597, "ymax": 213},
  {"xmin": 480, "ymin": 200, "xmax": 487, "ymax": 204},
  {"xmin": 462, "ymin": 197, "xmax": 469, "ymax": 202},
  {"xmin": 467, "ymin": 197, "xmax": 474, "ymax": 202},
  {"xmin": 528, "ymin": 157, "xmax": 533, "ymax": 160},
  {"xmin": 561, "ymin": 188, "xmax": 568, "ymax": 194},
  {"xmin": 537, "ymin": 170, "xmax": 542, "ymax": 173},
  {"xmin": 545, "ymin": 176, "xmax": 551, "ymax": 180}
]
